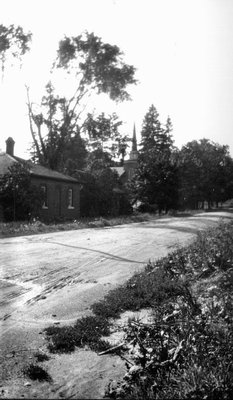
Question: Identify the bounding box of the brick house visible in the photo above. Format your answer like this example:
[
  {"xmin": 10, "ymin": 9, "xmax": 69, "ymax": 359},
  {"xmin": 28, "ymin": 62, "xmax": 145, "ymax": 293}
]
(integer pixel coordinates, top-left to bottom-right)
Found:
[{"xmin": 0, "ymin": 137, "xmax": 82, "ymax": 222}]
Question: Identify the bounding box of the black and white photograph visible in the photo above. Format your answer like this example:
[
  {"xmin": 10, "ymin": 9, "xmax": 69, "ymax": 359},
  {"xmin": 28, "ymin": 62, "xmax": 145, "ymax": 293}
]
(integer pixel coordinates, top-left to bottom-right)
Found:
[{"xmin": 0, "ymin": 0, "xmax": 233, "ymax": 398}]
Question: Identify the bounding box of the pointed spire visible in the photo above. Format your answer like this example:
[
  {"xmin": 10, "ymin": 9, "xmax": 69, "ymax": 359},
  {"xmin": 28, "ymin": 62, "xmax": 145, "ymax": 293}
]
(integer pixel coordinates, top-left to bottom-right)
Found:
[
  {"xmin": 132, "ymin": 123, "xmax": 137, "ymax": 152},
  {"xmin": 129, "ymin": 124, "xmax": 138, "ymax": 161}
]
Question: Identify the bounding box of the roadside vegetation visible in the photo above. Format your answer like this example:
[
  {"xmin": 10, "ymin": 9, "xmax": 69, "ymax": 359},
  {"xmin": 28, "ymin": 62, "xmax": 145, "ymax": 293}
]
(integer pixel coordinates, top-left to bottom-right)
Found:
[
  {"xmin": 0, "ymin": 210, "xmax": 194, "ymax": 238},
  {"xmin": 23, "ymin": 364, "xmax": 52, "ymax": 382},
  {"xmin": 44, "ymin": 219, "xmax": 233, "ymax": 399}
]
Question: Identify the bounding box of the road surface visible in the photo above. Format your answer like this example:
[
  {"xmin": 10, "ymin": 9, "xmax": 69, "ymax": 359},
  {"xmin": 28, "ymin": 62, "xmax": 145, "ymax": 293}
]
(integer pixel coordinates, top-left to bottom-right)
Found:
[{"xmin": 0, "ymin": 211, "xmax": 232, "ymax": 398}]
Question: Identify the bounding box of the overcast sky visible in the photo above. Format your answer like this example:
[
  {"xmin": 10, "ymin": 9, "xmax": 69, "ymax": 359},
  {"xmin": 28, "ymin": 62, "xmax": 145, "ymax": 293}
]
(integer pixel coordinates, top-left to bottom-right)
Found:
[{"xmin": 0, "ymin": 0, "xmax": 233, "ymax": 157}]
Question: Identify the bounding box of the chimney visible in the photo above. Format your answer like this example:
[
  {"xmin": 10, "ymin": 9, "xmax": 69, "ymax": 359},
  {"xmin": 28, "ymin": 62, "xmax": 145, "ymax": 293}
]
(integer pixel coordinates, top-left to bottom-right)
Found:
[{"xmin": 6, "ymin": 137, "xmax": 15, "ymax": 156}]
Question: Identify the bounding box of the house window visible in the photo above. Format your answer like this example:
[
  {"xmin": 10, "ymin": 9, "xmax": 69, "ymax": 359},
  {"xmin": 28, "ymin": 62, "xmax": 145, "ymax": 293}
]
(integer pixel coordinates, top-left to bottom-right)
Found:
[
  {"xmin": 41, "ymin": 185, "xmax": 48, "ymax": 208},
  {"xmin": 68, "ymin": 188, "xmax": 74, "ymax": 209}
]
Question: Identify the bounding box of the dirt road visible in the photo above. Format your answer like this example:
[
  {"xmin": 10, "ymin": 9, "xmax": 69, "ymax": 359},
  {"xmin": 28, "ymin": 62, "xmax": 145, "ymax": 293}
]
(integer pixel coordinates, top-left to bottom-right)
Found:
[{"xmin": 0, "ymin": 211, "xmax": 232, "ymax": 398}]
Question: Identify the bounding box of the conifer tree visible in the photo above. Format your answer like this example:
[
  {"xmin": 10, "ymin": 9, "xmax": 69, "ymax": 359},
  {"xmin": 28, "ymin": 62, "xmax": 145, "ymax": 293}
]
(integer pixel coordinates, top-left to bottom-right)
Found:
[
  {"xmin": 140, "ymin": 105, "xmax": 173, "ymax": 156},
  {"xmin": 129, "ymin": 105, "xmax": 179, "ymax": 213}
]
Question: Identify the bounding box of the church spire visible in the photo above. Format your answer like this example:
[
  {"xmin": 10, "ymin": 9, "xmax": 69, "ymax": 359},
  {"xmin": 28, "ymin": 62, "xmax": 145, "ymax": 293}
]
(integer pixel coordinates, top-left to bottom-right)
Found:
[
  {"xmin": 132, "ymin": 123, "xmax": 137, "ymax": 152},
  {"xmin": 129, "ymin": 123, "xmax": 138, "ymax": 160}
]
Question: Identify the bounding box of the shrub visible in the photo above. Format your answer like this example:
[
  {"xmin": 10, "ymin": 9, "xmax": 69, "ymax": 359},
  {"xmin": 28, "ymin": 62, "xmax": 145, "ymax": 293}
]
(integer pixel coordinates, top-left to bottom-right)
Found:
[
  {"xmin": 23, "ymin": 364, "xmax": 52, "ymax": 382},
  {"xmin": 0, "ymin": 162, "xmax": 44, "ymax": 221}
]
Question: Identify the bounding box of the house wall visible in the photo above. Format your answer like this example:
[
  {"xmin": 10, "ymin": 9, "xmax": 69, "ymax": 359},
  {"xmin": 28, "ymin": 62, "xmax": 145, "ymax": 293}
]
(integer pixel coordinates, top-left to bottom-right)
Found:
[{"xmin": 31, "ymin": 176, "xmax": 80, "ymax": 222}]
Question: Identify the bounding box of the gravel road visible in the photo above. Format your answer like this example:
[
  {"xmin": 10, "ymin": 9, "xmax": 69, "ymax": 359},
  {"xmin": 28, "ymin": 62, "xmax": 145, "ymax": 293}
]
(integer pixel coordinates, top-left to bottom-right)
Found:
[{"xmin": 0, "ymin": 211, "xmax": 232, "ymax": 399}]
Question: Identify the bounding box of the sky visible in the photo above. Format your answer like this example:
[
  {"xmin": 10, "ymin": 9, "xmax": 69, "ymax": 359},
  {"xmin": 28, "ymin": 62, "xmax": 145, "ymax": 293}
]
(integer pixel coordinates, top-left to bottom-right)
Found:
[{"xmin": 0, "ymin": 0, "xmax": 233, "ymax": 158}]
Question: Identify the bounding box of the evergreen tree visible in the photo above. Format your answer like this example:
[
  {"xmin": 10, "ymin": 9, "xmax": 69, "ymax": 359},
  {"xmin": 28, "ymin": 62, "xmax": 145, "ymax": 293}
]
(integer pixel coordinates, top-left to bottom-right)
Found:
[
  {"xmin": 129, "ymin": 105, "xmax": 179, "ymax": 213},
  {"xmin": 140, "ymin": 105, "xmax": 173, "ymax": 156}
]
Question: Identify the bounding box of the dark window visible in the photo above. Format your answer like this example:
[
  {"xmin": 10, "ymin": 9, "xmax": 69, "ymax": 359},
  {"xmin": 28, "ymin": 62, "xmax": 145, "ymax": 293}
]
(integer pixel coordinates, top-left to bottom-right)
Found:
[
  {"xmin": 68, "ymin": 188, "xmax": 74, "ymax": 208},
  {"xmin": 41, "ymin": 185, "xmax": 48, "ymax": 208}
]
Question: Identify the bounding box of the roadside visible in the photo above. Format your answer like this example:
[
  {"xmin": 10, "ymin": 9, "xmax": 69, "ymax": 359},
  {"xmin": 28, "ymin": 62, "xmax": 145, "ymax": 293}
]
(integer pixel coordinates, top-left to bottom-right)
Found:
[
  {"xmin": 0, "ymin": 210, "xmax": 206, "ymax": 238},
  {"xmin": 0, "ymin": 211, "xmax": 233, "ymax": 399}
]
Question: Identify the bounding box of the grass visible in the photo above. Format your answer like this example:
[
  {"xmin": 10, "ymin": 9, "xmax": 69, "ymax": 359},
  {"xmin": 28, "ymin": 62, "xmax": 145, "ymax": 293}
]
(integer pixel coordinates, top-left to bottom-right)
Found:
[
  {"xmin": 44, "ymin": 219, "xmax": 233, "ymax": 399},
  {"xmin": 0, "ymin": 213, "xmax": 153, "ymax": 237},
  {"xmin": 45, "ymin": 315, "xmax": 111, "ymax": 353},
  {"xmin": 0, "ymin": 210, "xmax": 200, "ymax": 238}
]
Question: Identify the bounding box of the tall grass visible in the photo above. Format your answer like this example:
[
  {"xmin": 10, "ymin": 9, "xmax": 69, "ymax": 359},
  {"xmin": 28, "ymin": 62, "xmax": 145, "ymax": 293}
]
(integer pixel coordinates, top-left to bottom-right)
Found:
[{"xmin": 0, "ymin": 213, "xmax": 157, "ymax": 237}]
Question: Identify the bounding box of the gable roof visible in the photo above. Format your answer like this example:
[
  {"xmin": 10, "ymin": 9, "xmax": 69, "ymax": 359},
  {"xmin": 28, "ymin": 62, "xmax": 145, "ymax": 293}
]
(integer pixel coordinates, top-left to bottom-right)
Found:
[
  {"xmin": 0, "ymin": 152, "xmax": 17, "ymax": 175},
  {"xmin": 0, "ymin": 153, "xmax": 79, "ymax": 183}
]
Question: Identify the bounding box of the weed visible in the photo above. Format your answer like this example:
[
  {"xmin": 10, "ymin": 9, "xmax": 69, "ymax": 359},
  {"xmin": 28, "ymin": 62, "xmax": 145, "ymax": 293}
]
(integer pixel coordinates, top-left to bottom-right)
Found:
[
  {"xmin": 33, "ymin": 351, "xmax": 50, "ymax": 362},
  {"xmin": 0, "ymin": 213, "xmax": 159, "ymax": 238},
  {"xmin": 104, "ymin": 221, "xmax": 233, "ymax": 399},
  {"xmin": 45, "ymin": 316, "xmax": 110, "ymax": 353},
  {"xmin": 23, "ymin": 364, "xmax": 52, "ymax": 382}
]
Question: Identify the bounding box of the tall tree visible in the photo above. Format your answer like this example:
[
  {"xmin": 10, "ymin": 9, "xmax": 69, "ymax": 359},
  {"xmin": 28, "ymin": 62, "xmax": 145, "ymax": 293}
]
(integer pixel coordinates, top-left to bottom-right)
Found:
[
  {"xmin": 179, "ymin": 139, "xmax": 233, "ymax": 209},
  {"xmin": 140, "ymin": 105, "xmax": 173, "ymax": 156},
  {"xmin": 27, "ymin": 82, "xmax": 88, "ymax": 172},
  {"xmin": 129, "ymin": 105, "xmax": 179, "ymax": 213},
  {"xmin": 27, "ymin": 31, "xmax": 136, "ymax": 172},
  {"xmin": 83, "ymin": 112, "xmax": 130, "ymax": 164},
  {"xmin": 0, "ymin": 24, "xmax": 31, "ymax": 79}
]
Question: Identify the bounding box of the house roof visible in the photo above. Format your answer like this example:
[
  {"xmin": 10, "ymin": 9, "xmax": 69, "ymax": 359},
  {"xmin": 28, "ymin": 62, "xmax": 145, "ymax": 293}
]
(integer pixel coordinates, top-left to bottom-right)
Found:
[
  {"xmin": 0, "ymin": 153, "xmax": 79, "ymax": 183},
  {"xmin": 0, "ymin": 152, "xmax": 17, "ymax": 175}
]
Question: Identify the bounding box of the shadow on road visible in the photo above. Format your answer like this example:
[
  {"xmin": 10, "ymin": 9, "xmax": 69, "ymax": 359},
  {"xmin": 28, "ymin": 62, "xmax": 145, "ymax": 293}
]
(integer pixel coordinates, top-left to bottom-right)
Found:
[
  {"xmin": 46, "ymin": 241, "xmax": 146, "ymax": 264},
  {"xmin": 118, "ymin": 214, "xmax": 233, "ymax": 235},
  {"xmin": 130, "ymin": 224, "xmax": 203, "ymax": 235}
]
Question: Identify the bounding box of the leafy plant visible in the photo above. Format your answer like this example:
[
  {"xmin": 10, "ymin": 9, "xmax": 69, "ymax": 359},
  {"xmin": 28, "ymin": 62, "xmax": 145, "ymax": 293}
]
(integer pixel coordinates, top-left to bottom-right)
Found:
[
  {"xmin": 33, "ymin": 351, "xmax": 50, "ymax": 362},
  {"xmin": 23, "ymin": 364, "xmax": 52, "ymax": 382},
  {"xmin": 0, "ymin": 162, "xmax": 44, "ymax": 221}
]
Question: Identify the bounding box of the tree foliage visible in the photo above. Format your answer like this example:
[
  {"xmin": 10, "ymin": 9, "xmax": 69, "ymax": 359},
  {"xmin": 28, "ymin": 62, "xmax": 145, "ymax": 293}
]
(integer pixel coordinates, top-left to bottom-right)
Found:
[
  {"xmin": 178, "ymin": 139, "xmax": 233, "ymax": 209},
  {"xmin": 0, "ymin": 162, "xmax": 44, "ymax": 221},
  {"xmin": 79, "ymin": 167, "xmax": 131, "ymax": 217},
  {"xmin": 27, "ymin": 32, "xmax": 136, "ymax": 172},
  {"xmin": 0, "ymin": 24, "xmax": 31, "ymax": 78},
  {"xmin": 84, "ymin": 112, "xmax": 130, "ymax": 162},
  {"xmin": 129, "ymin": 105, "xmax": 179, "ymax": 213},
  {"xmin": 140, "ymin": 105, "xmax": 173, "ymax": 156},
  {"xmin": 55, "ymin": 32, "xmax": 136, "ymax": 101}
]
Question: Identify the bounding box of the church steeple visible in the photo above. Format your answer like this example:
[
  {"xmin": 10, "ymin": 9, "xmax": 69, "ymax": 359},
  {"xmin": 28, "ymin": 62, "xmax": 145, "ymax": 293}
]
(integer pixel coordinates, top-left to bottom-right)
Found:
[
  {"xmin": 130, "ymin": 123, "xmax": 138, "ymax": 160},
  {"xmin": 123, "ymin": 123, "xmax": 139, "ymax": 180},
  {"xmin": 132, "ymin": 123, "xmax": 137, "ymax": 152}
]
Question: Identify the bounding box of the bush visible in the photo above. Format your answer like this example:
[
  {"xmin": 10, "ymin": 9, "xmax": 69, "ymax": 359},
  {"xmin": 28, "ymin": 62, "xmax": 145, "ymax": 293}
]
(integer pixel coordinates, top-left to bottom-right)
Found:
[
  {"xmin": 0, "ymin": 162, "xmax": 44, "ymax": 221},
  {"xmin": 136, "ymin": 203, "xmax": 158, "ymax": 213},
  {"xmin": 23, "ymin": 364, "xmax": 52, "ymax": 382}
]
